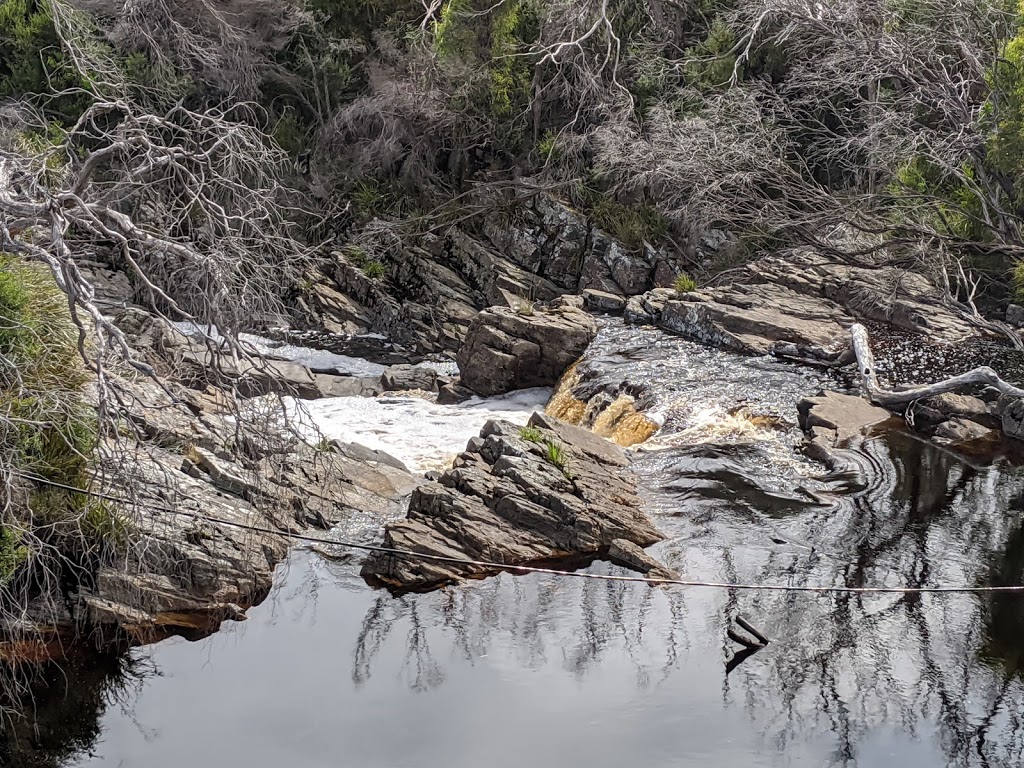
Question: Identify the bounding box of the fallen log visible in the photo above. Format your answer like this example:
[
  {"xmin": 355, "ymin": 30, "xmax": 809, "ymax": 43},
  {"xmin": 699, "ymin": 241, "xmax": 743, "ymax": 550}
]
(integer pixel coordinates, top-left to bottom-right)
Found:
[{"xmin": 849, "ymin": 323, "xmax": 1024, "ymax": 408}]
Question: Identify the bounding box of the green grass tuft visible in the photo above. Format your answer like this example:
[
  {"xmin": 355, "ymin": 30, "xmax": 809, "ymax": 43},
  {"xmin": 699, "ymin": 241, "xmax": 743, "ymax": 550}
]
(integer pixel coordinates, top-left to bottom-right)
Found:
[{"xmin": 674, "ymin": 272, "xmax": 698, "ymax": 293}]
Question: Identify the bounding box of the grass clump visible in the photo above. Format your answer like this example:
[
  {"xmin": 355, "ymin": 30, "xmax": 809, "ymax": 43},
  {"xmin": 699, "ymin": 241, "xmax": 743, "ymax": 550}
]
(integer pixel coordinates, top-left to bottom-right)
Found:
[
  {"xmin": 518, "ymin": 425, "xmax": 542, "ymax": 442},
  {"xmin": 674, "ymin": 272, "xmax": 698, "ymax": 293},
  {"xmin": 541, "ymin": 438, "xmax": 573, "ymax": 479},
  {"xmin": 0, "ymin": 254, "xmax": 123, "ymax": 579},
  {"xmin": 362, "ymin": 259, "xmax": 387, "ymax": 279}
]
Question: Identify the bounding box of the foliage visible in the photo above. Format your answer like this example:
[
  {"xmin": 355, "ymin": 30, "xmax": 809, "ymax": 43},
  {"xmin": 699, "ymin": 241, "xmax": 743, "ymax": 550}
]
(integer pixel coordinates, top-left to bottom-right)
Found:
[
  {"xmin": 674, "ymin": 272, "xmax": 697, "ymax": 293},
  {"xmin": 685, "ymin": 17, "xmax": 738, "ymax": 90},
  {"xmin": 541, "ymin": 438, "xmax": 568, "ymax": 471},
  {"xmin": 589, "ymin": 197, "xmax": 667, "ymax": 250},
  {"xmin": 362, "ymin": 259, "xmax": 387, "ymax": 279},
  {"xmin": 0, "ymin": 528, "xmax": 28, "ymax": 585},
  {"xmin": 0, "ymin": 0, "xmax": 91, "ymax": 119},
  {"xmin": 518, "ymin": 425, "xmax": 542, "ymax": 442}
]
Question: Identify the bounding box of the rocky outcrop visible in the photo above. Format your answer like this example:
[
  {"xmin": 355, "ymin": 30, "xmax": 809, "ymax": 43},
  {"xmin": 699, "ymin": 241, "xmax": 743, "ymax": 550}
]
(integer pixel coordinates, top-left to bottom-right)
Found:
[
  {"xmin": 457, "ymin": 305, "xmax": 598, "ymax": 396},
  {"xmin": 299, "ymin": 191, "xmax": 684, "ymax": 354},
  {"xmin": 647, "ymin": 250, "xmax": 983, "ymax": 355},
  {"xmin": 45, "ymin": 376, "xmax": 421, "ymax": 651},
  {"xmin": 360, "ymin": 413, "xmax": 667, "ymax": 590}
]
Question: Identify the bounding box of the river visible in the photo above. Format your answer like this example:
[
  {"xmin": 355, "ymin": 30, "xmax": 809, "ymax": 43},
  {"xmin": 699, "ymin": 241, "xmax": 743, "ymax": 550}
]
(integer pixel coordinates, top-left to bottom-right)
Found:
[{"xmin": 7, "ymin": 320, "xmax": 1024, "ymax": 768}]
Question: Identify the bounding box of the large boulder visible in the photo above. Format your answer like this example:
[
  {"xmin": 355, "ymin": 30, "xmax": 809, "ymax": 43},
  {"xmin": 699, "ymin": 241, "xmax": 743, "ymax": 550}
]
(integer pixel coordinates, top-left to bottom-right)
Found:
[
  {"xmin": 457, "ymin": 305, "xmax": 598, "ymax": 396},
  {"xmin": 360, "ymin": 414, "xmax": 667, "ymax": 590}
]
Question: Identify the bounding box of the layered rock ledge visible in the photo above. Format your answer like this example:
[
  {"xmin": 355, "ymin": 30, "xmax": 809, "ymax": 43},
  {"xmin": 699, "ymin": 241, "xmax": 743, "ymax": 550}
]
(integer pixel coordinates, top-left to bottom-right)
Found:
[
  {"xmin": 360, "ymin": 413, "xmax": 667, "ymax": 590},
  {"xmin": 634, "ymin": 249, "xmax": 983, "ymax": 355}
]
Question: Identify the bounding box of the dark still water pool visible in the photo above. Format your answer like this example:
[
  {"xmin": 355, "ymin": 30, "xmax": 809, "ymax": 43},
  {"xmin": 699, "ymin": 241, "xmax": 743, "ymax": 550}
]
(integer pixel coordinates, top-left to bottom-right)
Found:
[
  {"xmin": 12, "ymin": 429, "xmax": 1024, "ymax": 768},
  {"xmin": 9, "ymin": 325, "xmax": 1024, "ymax": 768}
]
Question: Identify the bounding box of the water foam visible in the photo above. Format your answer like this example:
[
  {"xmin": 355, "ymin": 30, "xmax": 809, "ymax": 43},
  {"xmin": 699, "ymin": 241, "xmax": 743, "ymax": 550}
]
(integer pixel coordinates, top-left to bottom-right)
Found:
[{"xmin": 287, "ymin": 388, "xmax": 551, "ymax": 474}]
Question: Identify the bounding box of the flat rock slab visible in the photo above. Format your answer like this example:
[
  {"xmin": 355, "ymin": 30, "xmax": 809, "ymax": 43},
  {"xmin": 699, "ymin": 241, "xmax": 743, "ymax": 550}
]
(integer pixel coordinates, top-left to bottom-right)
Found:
[
  {"xmin": 652, "ymin": 249, "xmax": 983, "ymax": 354},
  {"xmin": 798, "ymin": 391, "xmax": 894, "ymax": 444},
  {"xmin": 360, "ymin": 413, "xmax": 667, "ymax": 591}
]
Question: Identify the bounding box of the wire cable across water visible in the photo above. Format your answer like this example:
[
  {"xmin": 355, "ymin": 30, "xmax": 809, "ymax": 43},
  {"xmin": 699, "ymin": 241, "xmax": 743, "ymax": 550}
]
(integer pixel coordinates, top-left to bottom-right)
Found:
[{"xmin": 25, "ymin": 472, "xmax": 1024, "ymax": 596}]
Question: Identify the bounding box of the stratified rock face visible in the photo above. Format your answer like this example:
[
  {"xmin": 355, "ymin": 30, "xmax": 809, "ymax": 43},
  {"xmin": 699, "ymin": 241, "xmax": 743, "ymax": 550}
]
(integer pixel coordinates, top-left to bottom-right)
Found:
[
  {"xmin": 652, "ymin": 249, "xmax": 983, "ymax": 354},
  {"xmin": 360, "ymin": 414, "xmax": 666, "ymax": 591},
  {"xmin": 61, "ymin": 377, "xmax": 419, "ymax": 648},
  {"xmin": 457, "ymin": 306, "xmax": 598, "ymax": 396},
  {"xmin": 300, "ymin": 191, "xmax": 682, "ymax": 354}
]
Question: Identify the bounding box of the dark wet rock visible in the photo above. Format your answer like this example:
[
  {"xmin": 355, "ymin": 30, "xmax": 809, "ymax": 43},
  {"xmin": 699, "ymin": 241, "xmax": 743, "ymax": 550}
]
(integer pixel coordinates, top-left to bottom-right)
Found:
[
  {"xmin": 296, "ymin": 189, "xmax": 683, "ymax": 354},
  {"xmin": 381, "ymin": 364, "xmax": 439, "ymax": 392},
  {"xmin": 579, "ymin": 231, "xmax": 654, "ymax": 296},
  {"xmin": 582, "ymin": 289, "xmax": 627, "ymax": 313},
  {"xmin": 437, "ymin": 379, "xmax": 477, "ymax": 404},
  {"xmin": 923, "ymin": 393, "xmax": 998, "ymax": 428},
  {"xmin": 360, "ymin": 413, "xmax": 666, "ymax": 590},
  {"xmin": 457, "ymin": 306, "xmax": 598, "ymax": 396},
  {"xmin": 656, "ymin": 249, "xmax": 982, "ymax": 354},
  {"xmin": 797, "ymin": 391, "xmax": 894, "ymax": 445},
  {"xmin": 607, "ymin": 539, "xmax": 679, "ymax": 582},
  {"xmin": 624, "ymin": 288, "xmax": 674, "ymax": 326}
]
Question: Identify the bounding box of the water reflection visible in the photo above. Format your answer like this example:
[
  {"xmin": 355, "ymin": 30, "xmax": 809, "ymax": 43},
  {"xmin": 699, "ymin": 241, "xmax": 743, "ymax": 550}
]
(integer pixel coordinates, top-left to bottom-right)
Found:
[{"xmin": 5, "ymin": 424, "xmax": 1024, "ymax": 765}]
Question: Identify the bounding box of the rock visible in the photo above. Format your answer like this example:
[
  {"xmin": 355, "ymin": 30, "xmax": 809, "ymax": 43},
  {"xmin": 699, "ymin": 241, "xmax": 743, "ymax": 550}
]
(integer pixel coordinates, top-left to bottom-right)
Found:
[
  {"xmin": 934, "ymin": 417, "xmax": 998, "ymax": 444},
  {"xmin": 549, "ymin": 294, "xmax": 585, "ymax": 310},
  {"xmin": 579, "ymin": 231, "xmax": 654, "ymax": 295},
  {"xmin": 1002, "ymin": 398, "xmax": 1024, "ymax": 440},
  {"xmin": 381, "ymin": 364, "xmax": 439, "ymax": 392},
  {"xmin": 657, "ymin": 249, "xmax": 983, "ymax": 355},
  {"xmin": 661, "ymin": 284, "xmax": 848, "ymax": 355},
  {"xmin": 582, "ymin": 289, "xmax": 627, "ymax": 313},
  {"xmin": 313, "ymin": 373, "xmax": 381, "ymax": 398},
  {"xmin": 625, "ymin": 288, "xmax": 674, "ymax": 326},
  {"xmin": 1008, "ymin": 304, "xmax": 1024, "ymax": 328},
  {"xmin": 360, "ymin": 415, "xmax": 665, "ymax": 590},
  {"xmin": 797, "ymin": 391, "xmax": 894, "ymax": 444},
  {"xmin": 457, "ymin": 306, "xmax": 598, "ymax": 396},
  {"xmin": 70, "ymin": 436, "xmax": 418, "ymax": 646},
  {"xmin": 437, "ymin": 379, "xmax": 477, "ymax": 404},
  {"xmin": 922, "ymin": 393, "xmax": 997, "ymax": 427},
  {"xmin": 607, "ymin": 539, "xmax": 679, "ymax": 582},
  {"xmin": 624, "ymin": 296, "xmax": 652, "ymax": 325}
]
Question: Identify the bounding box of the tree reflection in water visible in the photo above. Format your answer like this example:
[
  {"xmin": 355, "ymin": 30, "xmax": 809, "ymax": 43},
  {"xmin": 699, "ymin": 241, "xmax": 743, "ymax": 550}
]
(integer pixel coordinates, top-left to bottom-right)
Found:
[
  {"xmin": 6, "ymin": 430, "xmax": 1024, "ymax": 767},
  {"xmin": 346, "ymin": 430, "xmax": 1024, "ymax": 766}
]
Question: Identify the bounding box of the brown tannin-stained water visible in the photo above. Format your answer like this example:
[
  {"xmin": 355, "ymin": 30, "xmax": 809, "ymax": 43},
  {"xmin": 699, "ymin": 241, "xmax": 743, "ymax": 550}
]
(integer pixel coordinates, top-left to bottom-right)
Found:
[{"xmin": 10, "ymin": 320, "xmax": 1024, "ymax": 768}]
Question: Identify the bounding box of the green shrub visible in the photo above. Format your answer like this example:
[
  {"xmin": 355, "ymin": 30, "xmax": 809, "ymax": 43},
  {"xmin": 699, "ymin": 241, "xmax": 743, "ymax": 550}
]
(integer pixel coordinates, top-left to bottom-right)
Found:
[
  {"xmin": 0, "ymin": 0, "xmax": 93, "ymax": 119},
  {"xmin": 590, "ymin": 198, "xmax": 667, "ymax": 250},
  {"xmin": 0, "ymin": 255, "xmax": 113, "ymax": 555},
  {"xmin": 0, "ymin": 527, "xmax": 28, "ymax": 585},
  {"xmin": 362, "ymin": 259, "xmax": 386, "ymax": 279},
  {"xmin": 674, "ymin": 273, "xmax": 697, "ymax": 293},
  {"xmin": 536, "ymin": 130, "xmax": 559, "ymax": 161}
]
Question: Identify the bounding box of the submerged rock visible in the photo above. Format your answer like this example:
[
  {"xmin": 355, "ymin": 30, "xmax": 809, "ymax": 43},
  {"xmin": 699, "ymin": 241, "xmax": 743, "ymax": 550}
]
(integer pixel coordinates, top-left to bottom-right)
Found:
[
  {"xmin": 360, "ymin": 413, "xmax": 667, "ymax": 591},
  {"xmin": 457, "ymin": 305, "xmax": 598, "ymax": 396}
]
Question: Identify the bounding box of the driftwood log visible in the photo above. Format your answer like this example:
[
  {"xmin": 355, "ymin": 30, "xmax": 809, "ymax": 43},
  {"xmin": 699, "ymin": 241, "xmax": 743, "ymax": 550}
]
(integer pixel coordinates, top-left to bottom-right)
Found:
[{"xmin": 849, "ymin": 323, "xmax": 1024, "ymax": 408}]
